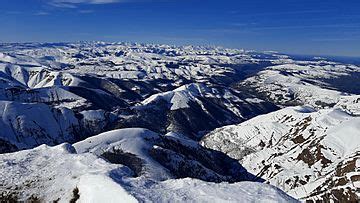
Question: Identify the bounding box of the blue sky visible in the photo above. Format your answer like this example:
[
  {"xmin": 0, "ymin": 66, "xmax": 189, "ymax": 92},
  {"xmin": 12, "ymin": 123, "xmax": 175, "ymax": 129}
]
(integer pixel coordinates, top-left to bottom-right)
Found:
[{"xmin": 1, "ymin": 0, "xmax": 360, "ymax": 56}]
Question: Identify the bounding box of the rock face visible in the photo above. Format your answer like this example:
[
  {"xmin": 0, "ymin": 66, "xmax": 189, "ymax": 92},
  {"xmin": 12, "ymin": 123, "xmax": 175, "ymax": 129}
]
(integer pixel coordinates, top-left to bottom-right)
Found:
[{"xmin": 201, "ymin": 97, "xmax": 360, "ymax": 202}]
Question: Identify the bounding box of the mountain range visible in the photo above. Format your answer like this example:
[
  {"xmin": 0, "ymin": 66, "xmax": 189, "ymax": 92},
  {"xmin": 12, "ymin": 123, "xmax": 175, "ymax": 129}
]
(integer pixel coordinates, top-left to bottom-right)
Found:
[{"xmin": 0, "ymin": 42, "xmax": 359, "ymax": 202}]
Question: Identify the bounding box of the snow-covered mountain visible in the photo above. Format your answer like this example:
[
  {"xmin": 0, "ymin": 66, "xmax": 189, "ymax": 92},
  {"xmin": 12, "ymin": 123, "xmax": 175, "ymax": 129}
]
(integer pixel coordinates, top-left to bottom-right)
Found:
[
  {"xmin": 0, "ymin": 128, "xmax": 297, "ymax": 202},
  {"xmin": 1, "ymin": 42, "xmax": 360, "ymax": 202},
  {"xmin": 237, "ymin": 62, "xmax": 360, "ymax": 108},
  {"xmin": 0, "ymin": 42, "xmax": 281, "ymax": 150},
  {"xmin": 202, "ymin": 96, "xmax": 360, "ymax": 202}
]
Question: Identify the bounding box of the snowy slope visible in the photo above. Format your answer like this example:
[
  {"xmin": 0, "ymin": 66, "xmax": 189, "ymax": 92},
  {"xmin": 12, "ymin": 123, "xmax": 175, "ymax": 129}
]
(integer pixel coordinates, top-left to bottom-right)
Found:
[
  {"xmin": 201, "ymin": 98, "xmax": 360, "ymax": 202},
  {"xmin": 74, "ymin": 128, "xmax": 258, "ymax": 183},
  {"xmin": 122, "ymin": 83, "xmax": 277, "ymax": 139},
  {"xmin": 238, "ymin": 63, "xmax": 360, "ymax": 108},
  {"xmin": 0, "ymin": 101, "xmax": 115, "ymax": 153},
  {"xmin": 0, "ymin": 143, "xmax": 138, "ymax": 202},
  {"xmin": 0, "ymin": 129, "xmax": 298, "ymax": 202},
  {"xmin": 74, "ymin": 128, "xmax": 171, "ymax": 180},
  {"xmin": 0, "ymin": 101, "xmax": 79, "ymax": 151}
]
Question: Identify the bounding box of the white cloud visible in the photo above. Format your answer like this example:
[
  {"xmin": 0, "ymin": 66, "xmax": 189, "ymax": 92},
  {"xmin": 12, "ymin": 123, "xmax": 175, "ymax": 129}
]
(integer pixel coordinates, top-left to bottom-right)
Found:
[
  {"xmin": 47, "ymin": 0, "xmax": 163, "ymax": 8},
  {"xmin": 34, "ymin": 11, "xmax": 50, "ymax": 16},
  {"xmin": 49, "ymin": 0, "xmax": 122, "ymax": 8},
  {"xmin": 52, "ymin": 0, "xmax": 120, "ymax": 3}
]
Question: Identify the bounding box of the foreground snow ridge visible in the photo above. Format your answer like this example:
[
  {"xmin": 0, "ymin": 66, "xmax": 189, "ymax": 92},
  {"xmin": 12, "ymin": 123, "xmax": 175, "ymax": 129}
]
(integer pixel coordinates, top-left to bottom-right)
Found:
[{"xmin": 0, "ymin": 128, "xmax": 298, "ymax": 202}]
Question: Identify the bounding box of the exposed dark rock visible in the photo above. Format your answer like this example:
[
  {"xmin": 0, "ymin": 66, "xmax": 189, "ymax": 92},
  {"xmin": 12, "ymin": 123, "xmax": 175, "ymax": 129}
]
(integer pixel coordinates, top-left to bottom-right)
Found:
[
  {"xmin": 69, "ymin": 188, "xmax": 80, "ymax": 203},
  {"xmin": 101, "ymin": 149, "xmax": 144, "ymax": 177}
]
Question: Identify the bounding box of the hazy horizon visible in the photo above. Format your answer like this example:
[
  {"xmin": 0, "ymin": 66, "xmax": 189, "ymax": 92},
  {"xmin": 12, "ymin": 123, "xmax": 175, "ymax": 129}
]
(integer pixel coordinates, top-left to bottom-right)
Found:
[{"xmin": 1, "ymin": 0, "xmax": 359, "ymax": 57}]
